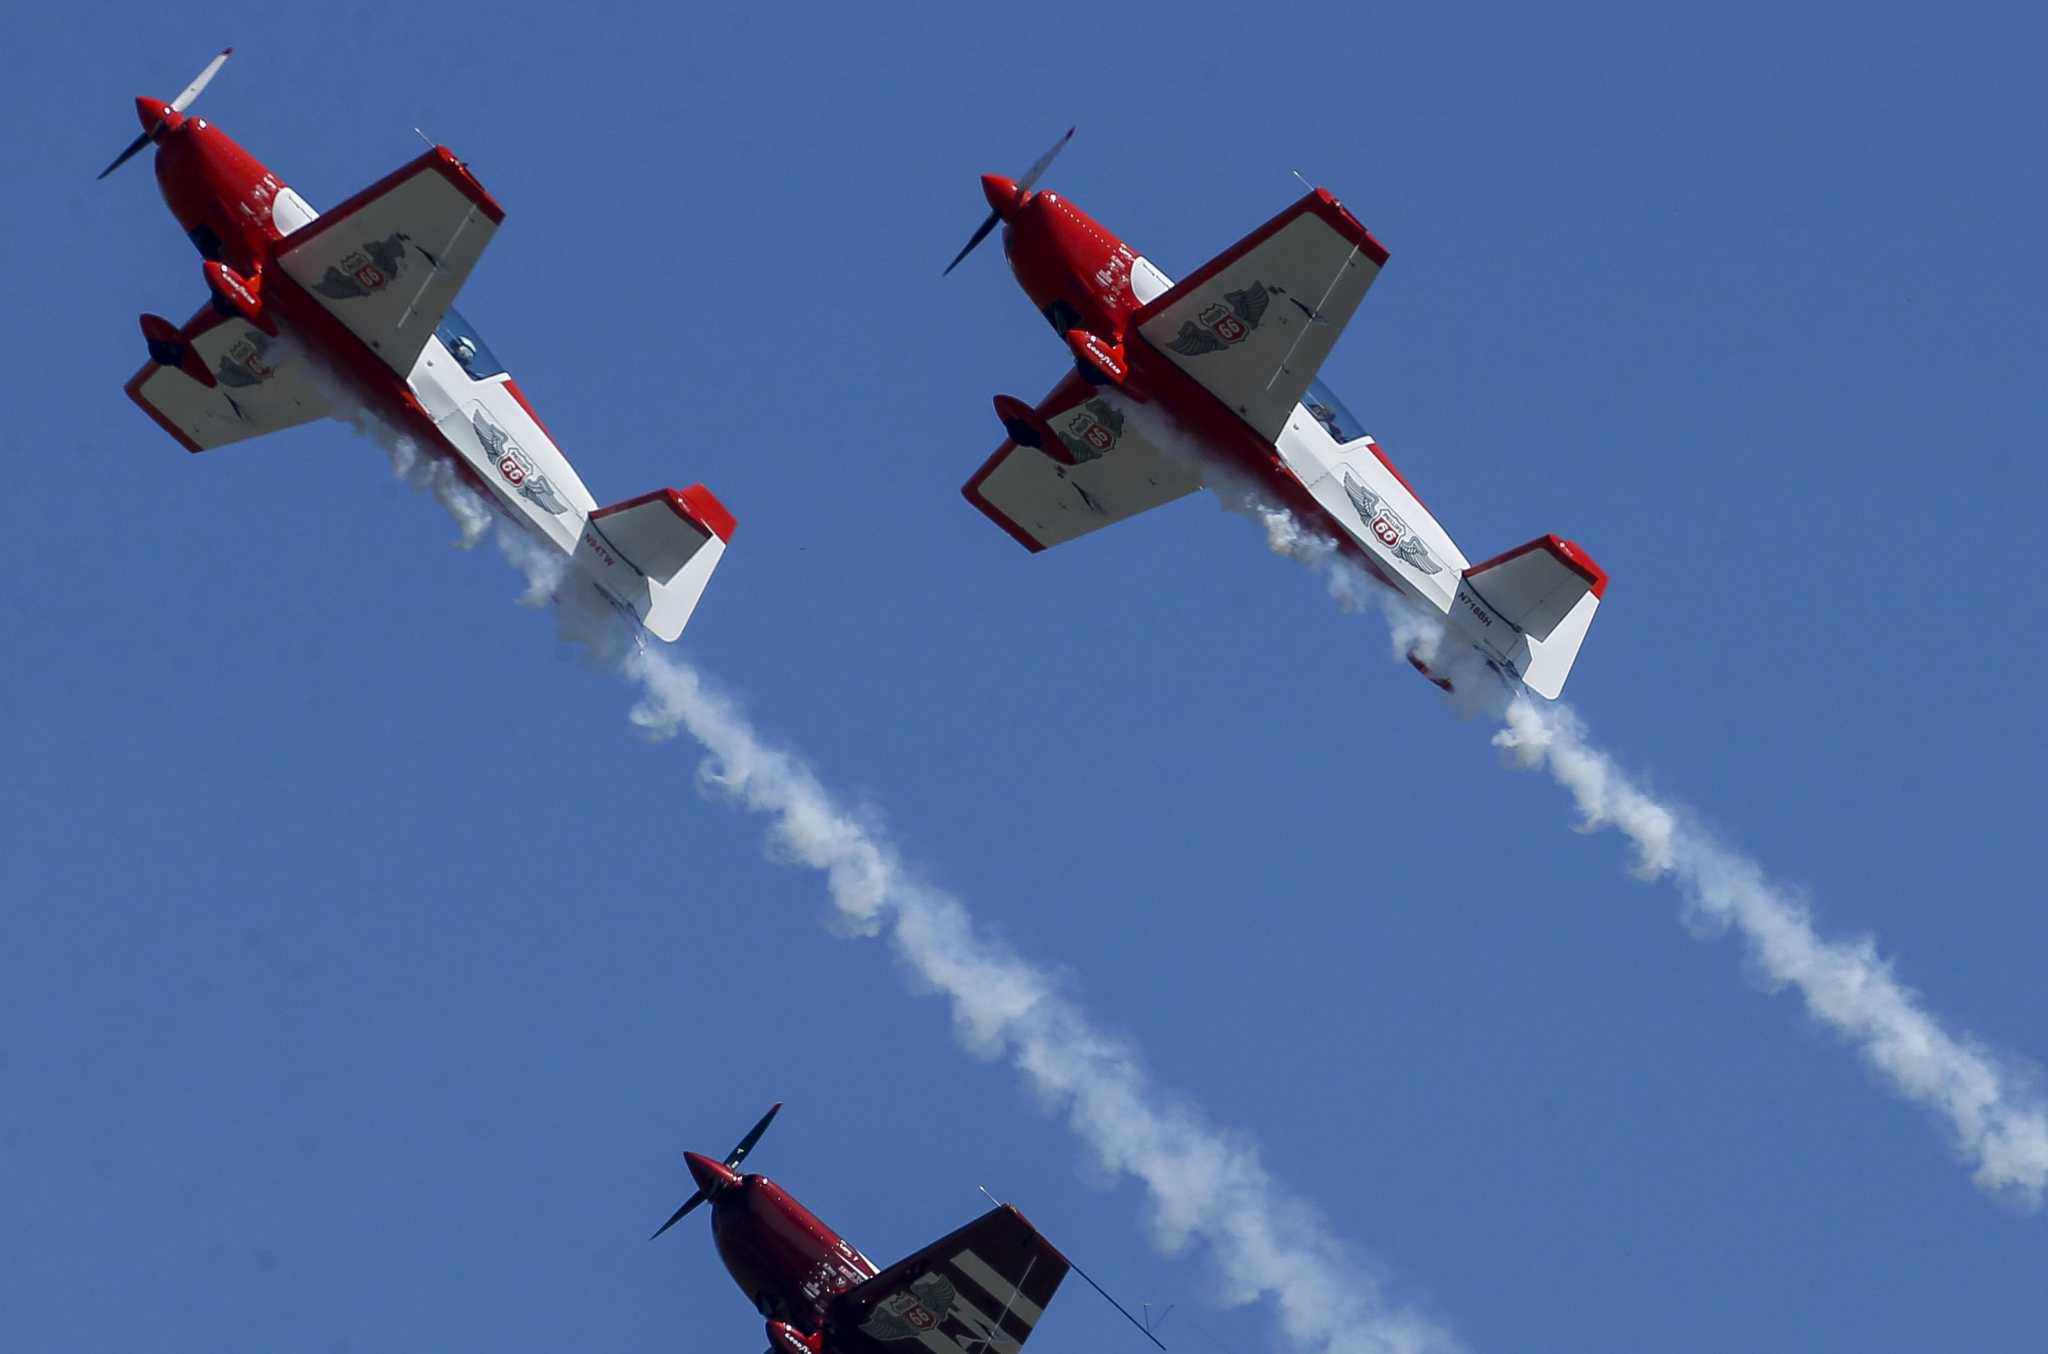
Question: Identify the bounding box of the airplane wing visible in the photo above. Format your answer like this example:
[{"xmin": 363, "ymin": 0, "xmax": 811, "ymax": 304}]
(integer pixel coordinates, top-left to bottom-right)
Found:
[
  {"xmin": 827, "ymin": 1205, "xmax": 1069, "ymax": 1354},
  {"xmin": 125, "ymin": 306, "xmax": 331, "ymax": 453},
  {"xmin": 274, "ymin": 146, "xmax": 503, "ymax": 377},
  {"xmin": 962, "ymin": 373, "xmax": 1202, "ymax": 552},
  {"xmin": 1133, "ymin": 188, "xmax": 1387, "ymax": 443}
]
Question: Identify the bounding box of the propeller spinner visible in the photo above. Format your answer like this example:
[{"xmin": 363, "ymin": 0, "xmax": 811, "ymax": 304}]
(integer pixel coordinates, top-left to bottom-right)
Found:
[
  {"xmin": 98, "ymin": 46, "xmax": 233, "ymax": 181},
  {"xmin": 649, "ymin": 1102, "xmax": 782, "ymax": 1240},
  {"xmin": 942, "ymin": 126, "xmax": 1074, "ymax": 276}
]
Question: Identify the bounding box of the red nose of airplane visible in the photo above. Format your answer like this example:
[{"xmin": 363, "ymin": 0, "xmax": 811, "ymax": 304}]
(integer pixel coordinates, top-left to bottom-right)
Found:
[
  {"xmin": 981, "ymin": 173, "xmax": 1023, "ymax": 218},
  {"xmin": 685, "ymin": 1151, "xmax": 741, "ymax": 1198},
  {"xmin": 133, "ymin": 95, "xmax": 182, "ymax": 135}
]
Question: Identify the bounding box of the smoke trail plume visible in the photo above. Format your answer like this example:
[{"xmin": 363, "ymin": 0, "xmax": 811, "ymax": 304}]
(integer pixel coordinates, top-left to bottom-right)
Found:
[
  {"xmin": 1188, "ymin": 431, "xmax": 2048, "ymax": 1205},
  {"xmin": 312, "ymin": 359, "xmax": 496, "ymax": 547},
  {"xmin": 1490, "ymin": 698, "xmax": 2048, "ymax": 1202},
  {"xmin": 354, "ymin": 423, "xmax": 1462, "ymax": 1352},
  {"xmin": 626, "ymin": 652, "xmax": 1461, "ymax": 1354}
]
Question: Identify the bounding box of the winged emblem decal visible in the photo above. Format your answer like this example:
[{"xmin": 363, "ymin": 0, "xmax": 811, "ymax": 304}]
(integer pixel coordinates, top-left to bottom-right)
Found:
[
  {"xmin": 215, "ymin": 330, "xmax": 278, "ymax": 388},
  {"xmin": 1226, "ymin": 282, "xmax": 1272, "ymax": 327},
  {"xmin": 472, "ymin": 407, "xmax": 570, "ymax": 516},
  {"xmin": 859, "ymin": 1272, "xmax": 958, "ymax": 1342},
  {"xmin": 1056, "ymin": 397, "xmax": 1124, "ymax": 464},
  {"xmin": 1164, "ymin": 280, "xmax": 1277, "ymax": 356},
  {"xmin": 312, "ymin": 232, "xmax": 412, "ymax": 300},
  {"xmin": 1342, "ymin": 470, "xmax": 1442, "ymax": 575}
]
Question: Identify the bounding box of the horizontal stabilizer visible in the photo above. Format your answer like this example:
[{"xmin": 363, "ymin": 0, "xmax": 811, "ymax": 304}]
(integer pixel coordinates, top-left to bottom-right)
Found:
[
  {"xmin": 573, "ymin": 485, "xmax": 735, "ymax": 642},
  {"xmin": 1461, "ymin": 535, "xmax": 1606, "ymax": 642}
]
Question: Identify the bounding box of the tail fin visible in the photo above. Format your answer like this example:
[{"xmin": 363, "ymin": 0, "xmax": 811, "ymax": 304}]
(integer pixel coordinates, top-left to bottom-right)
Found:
[
  {"xmin": 572, "ymin": 485, "xmax": 735, "ymax": 642},
  {"xmin": 1456, "ymin": 535, "xmax": 1607, "ymax": 699}
]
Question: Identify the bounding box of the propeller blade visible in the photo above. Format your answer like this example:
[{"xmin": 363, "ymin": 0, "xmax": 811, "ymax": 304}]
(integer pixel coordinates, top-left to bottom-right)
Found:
[
  {"xmin": 942, "ymin": 209, "xmax": 1002, "ymax": 277},
  {"xmin": 97, "ymin": 130, "xmax": 155, "ymax": 181},
  {"xmin": 649, "ymin": 1190, "xmax": 707, "ymax": 1240},
  {"xmin": 724, "ymin": 1102, "xmax": 782, "ymax": 1170},
  {"xmin": 651, "ymin": 1188, "xmax": 708, "ymax": 1237},
  {"xmin": 1015, "ymin": 125, "xmax": 1075, "ymax": 196},
  {"xmin": 172, "ymin": 47, "xmax": 234, "ymax": 113}
]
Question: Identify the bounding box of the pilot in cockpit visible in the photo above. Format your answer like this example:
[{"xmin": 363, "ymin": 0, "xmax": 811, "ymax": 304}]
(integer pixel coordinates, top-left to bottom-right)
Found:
[{"xmin": 1307, "ymin": 401, "xmax": 1347, "ymax": 442}]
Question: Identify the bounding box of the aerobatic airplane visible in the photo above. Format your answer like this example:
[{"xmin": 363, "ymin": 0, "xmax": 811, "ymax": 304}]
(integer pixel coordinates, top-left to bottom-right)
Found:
[
  {"xmin": 101, "ymin": 49, "xmax": 732, "ymax": 642},
  {"xmin": 651, "ymin": 1106, "xmax": 1076, "ymax": 1354},
  {"xmin": 949, "ymin": 133, "xmax": 1607, "ymax": 698}
]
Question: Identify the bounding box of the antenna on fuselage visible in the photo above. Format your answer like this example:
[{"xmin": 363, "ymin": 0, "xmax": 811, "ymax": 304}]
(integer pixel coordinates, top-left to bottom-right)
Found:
[
  {"xmin": 413, "ymin": 127, "xmax": 436, "ymax": 150},
  {"xmin": 975, "ymin": 1185, "xmax": 1167, "ymax": 1351}
]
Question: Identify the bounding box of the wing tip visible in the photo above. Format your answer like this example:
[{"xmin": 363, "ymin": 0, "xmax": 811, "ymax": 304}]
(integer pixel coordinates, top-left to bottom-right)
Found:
[
  {"xmin": 123, "ymin": 370, "xmax": 208, "ymax": 454},
  {"xmin": 962, "ymin": 449, "xmax": 1051, "ymax": 554}
]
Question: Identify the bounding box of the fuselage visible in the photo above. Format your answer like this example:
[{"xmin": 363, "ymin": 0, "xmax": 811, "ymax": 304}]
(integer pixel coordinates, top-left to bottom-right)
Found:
[{"xmin": 697, "ymin": 1162, "xmax": 877, "ymax": 1330}]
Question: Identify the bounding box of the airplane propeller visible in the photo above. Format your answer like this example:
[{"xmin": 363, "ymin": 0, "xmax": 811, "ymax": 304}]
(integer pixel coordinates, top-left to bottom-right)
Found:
[
  {"xmin": 648, "ymin": 1102, "xmax": 782, "ymax": 1240},
  {"xmin": 97, "ymin": 46, "xmax": 234, "ymax": 181},
  {"xmin": 942, "ymin": 126, "xmax": 1075, "ymax": 276}
]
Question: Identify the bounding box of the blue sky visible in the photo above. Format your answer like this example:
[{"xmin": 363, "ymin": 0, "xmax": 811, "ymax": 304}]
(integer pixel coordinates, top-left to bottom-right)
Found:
[{"xmin": 5, "ymin": 2, "xmax": 2046, "ymax": 1350}]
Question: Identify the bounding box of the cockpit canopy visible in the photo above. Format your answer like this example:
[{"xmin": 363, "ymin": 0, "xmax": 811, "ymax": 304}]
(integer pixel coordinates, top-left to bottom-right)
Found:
[
  {"xmin": 1303, "ymin": 378, "xmax": 1365, "ymax": 444},
  {"xmin": 434, "ymin": 307, "xmax": 505, "ymax": 380}
]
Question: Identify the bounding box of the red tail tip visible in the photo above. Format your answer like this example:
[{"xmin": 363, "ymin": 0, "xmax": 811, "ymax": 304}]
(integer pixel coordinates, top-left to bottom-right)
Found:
[{"xmin": 675, "ymin": 484, "xmax": 737, "ymax": 543}]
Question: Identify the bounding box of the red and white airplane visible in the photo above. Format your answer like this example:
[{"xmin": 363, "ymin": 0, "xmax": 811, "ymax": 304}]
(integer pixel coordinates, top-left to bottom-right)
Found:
[
  {"xmin": 951, "ymin": 133, "xmax": 1607, "ymax": 698},
  {"xmin": 102, "ymin": 50, "xmax": 733, "ymax": 642},
  {"xmin": 651, "ymin": 1106, "xmax": 1076, "ymax": 1354}
]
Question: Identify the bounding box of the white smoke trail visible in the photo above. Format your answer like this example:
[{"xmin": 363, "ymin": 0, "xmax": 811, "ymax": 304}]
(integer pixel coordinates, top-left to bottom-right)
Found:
[
  {"xmin": 384, "ymin": 432, "xmax": 493, "ymax": 548},
  {"xmin": 306, "ymin": 355, "xmax": 497, "ymax": 548},
  {"xmin": 337, "ymin": 412, "xmax": 1463, "ymax": 1352},
  {"xmin": 1490, "ymin": 698, "xmax": 2048, "ymax": 1202},
  {"xmin": 1184, "ymin": 423, "xmax": 2048, "ymax": 1205},
  {"xmin": 625, "ymin": 651, "xmax": 1461, "ymax": 1354}
]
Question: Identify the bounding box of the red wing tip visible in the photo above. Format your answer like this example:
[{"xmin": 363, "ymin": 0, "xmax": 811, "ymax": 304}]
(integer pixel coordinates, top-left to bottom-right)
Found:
[
  {"xmin": 124, "ymin": 372, "xmax": 206, "ymax": 454},
  {"xmin": 960, "ymin": 477, "xmax": 1048, "ymax": 554},
  {"xmin": 1304, "ymin": 187, "xmax": 1390, "ymax": 266},
  {"xmin": 429, "ymin": 146, "xmax": 507, "ymax": 223}
]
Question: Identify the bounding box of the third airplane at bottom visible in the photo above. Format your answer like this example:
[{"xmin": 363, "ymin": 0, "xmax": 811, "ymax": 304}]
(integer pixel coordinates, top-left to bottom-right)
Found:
[{"xmin": 653, "ymin": 1106, "xmax": 1074, "ymax": 1354}]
